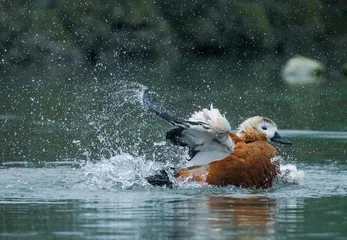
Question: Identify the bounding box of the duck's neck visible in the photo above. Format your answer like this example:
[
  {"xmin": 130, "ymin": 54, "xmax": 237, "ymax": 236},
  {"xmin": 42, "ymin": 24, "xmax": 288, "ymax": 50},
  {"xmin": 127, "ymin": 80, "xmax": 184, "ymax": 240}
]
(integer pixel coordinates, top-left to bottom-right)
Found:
[{"xmin": 236, "ymin": 129, "xmax": 267, "ymax": 143}]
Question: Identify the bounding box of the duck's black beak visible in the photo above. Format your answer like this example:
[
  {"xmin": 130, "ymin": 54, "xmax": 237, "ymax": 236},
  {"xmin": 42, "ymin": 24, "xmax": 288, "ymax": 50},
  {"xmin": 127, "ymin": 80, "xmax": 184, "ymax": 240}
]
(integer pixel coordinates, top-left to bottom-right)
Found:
[{"xmin": 271, "ymin": 132, "xmax": 292, "ymax": 145}]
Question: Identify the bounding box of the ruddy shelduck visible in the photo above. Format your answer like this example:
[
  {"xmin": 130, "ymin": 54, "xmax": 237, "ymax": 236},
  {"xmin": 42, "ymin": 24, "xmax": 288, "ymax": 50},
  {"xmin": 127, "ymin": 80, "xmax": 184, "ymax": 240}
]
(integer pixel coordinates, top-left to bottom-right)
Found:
[{"xmin": 141, "ymin": 89, "xmax": 292, "ymax": 189}]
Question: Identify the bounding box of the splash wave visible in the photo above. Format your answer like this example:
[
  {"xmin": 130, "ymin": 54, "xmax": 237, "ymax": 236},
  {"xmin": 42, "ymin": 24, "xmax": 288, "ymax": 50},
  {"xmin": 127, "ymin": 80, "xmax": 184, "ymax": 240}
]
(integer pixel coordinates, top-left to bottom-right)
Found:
[
  {"xmin": 82, "ymin": 153, "xmax": 174, "ymax": 190},
  {"xmin": 279, "ymin": 164, "xmax": 305, "ymax": 184}
]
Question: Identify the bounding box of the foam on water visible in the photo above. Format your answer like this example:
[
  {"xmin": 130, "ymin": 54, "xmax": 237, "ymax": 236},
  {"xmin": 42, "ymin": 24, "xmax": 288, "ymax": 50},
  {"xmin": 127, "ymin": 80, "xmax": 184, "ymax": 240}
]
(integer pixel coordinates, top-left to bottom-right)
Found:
[
  {"xmin": 80, "ymin": 153, "xmax": 214, "ymax": 191},
  {"xmin": 279, "ymin": 164, "xmax": 305, "ymax": 184},
  {"xmin": 82, "ymin": 153, "xmax": 167, "ymax": 190}
]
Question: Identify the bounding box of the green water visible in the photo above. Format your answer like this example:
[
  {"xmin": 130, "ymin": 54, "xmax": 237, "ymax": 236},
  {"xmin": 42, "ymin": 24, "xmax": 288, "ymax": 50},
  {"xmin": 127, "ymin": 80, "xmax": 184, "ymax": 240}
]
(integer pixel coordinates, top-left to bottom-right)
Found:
[{"xmin": 1, "ymin": 56, "xmax": 347, "ymax": 239}]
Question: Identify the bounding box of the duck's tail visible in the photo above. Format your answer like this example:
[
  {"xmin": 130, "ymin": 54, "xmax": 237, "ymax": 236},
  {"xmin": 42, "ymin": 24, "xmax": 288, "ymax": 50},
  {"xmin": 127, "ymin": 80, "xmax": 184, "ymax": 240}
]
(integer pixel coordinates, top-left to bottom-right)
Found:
[{"xmin": 145, "ymin": 169, "xmax": 175, "ymax": 188}]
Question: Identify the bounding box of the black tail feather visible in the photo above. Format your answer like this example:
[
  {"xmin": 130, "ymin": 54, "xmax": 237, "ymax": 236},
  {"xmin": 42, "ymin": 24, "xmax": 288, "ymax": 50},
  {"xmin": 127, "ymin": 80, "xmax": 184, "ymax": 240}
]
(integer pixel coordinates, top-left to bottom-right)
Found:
[{"xmin": 146, "ymin": 169, "xmax": 173, "ymax": 188}]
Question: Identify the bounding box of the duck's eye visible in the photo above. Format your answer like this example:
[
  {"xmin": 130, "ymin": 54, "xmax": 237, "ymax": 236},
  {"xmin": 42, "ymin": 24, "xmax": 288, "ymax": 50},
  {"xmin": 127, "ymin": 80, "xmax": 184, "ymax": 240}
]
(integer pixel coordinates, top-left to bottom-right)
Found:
[{"xmin": 262, "ymin": 126, "xmax": 267, "ymax": 130}]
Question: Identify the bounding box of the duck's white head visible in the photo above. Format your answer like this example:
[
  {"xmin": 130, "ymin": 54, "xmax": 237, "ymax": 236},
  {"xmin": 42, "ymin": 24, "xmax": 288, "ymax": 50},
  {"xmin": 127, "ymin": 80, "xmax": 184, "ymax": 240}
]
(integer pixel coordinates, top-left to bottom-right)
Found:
[{"xmin": 236, "ymin": 116, "xmax": 292, "ymax": 145}]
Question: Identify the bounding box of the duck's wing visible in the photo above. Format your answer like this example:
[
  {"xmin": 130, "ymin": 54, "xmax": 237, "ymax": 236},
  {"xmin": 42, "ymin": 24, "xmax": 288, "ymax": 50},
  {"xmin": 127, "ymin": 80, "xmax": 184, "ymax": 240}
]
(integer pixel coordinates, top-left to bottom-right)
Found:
[{"xmin": 140, "ymin": 89, "xmax": 234, "ymax": 166}]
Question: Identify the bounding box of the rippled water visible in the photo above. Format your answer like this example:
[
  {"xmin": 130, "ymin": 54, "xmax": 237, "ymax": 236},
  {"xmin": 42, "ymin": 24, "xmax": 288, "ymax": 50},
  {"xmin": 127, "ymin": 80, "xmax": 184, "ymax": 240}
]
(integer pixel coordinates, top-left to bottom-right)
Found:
[{"xmin": 1, "ymin": 57, "xmax": 347, "ymax": 239}]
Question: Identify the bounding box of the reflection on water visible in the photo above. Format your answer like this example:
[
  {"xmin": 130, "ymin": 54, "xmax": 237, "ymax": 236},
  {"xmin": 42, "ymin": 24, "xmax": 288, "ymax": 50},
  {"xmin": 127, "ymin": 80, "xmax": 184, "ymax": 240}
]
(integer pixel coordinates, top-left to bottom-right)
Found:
[
  {"xmin": 0, "ymin": 201, "xmax": 83, "ymax": 239},
  {"xmin": 3, "ymin": 193, "xmax": 346, "ymax": 239},
  {"xmin": 208, "ymin": 196, "xmax": 277, "ymax": 238},
  {"xmin": 0, "ymin": 196, "xmax": 278, "ymax": 239}
]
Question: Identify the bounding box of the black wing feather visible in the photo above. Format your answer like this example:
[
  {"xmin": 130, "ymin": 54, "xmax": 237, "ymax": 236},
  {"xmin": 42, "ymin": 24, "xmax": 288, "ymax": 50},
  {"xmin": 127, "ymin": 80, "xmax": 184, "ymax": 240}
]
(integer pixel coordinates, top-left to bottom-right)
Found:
[{"xmin": 140, "ymin": 88, "xmax": 188, "ymax": 127}]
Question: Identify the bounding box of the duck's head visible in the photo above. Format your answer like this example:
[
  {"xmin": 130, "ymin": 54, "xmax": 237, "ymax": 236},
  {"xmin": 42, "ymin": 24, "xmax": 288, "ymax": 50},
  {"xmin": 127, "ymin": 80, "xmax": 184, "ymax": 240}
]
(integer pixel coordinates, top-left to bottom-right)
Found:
[{"xmin": 236, "ymin": 116, "xmax": 292, "ymax": 145}]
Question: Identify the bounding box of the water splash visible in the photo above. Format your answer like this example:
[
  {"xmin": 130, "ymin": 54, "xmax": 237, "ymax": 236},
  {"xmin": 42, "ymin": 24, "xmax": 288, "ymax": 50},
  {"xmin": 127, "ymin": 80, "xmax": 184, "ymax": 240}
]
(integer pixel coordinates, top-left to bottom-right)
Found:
[
  {"xmin": 279, "ymin": 164, "xmax": 305, "ymax": 184},
  {"xmin": 81, "ymin": 153, "xmax": 179, "ymax": 190},
  {"xmin": 71, "ymin": 79, "xmax": 189, "ymax": 190}
]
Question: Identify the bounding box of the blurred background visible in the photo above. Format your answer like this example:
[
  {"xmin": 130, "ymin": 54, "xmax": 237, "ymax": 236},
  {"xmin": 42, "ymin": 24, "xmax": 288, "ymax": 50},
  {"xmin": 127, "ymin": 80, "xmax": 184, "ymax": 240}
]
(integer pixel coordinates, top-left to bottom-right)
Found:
[{"xmin": 0, "ymin": 0, "xmax": 346, "ymax": 163}]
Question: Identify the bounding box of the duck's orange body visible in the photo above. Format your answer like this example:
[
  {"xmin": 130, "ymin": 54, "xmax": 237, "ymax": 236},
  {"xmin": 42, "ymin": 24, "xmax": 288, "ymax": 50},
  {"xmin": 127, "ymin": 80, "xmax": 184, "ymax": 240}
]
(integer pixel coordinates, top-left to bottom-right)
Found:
[{"xmin": 178, "ymin": 133, "xmax": 280, "ymax": 188}]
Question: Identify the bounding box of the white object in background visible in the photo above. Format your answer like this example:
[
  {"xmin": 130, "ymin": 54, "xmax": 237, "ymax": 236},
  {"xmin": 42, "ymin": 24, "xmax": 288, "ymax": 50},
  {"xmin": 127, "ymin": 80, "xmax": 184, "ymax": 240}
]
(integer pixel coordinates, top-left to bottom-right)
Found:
[{"xmin": 282, "ymin": 55, "xmax": 325, "ymax": 85}]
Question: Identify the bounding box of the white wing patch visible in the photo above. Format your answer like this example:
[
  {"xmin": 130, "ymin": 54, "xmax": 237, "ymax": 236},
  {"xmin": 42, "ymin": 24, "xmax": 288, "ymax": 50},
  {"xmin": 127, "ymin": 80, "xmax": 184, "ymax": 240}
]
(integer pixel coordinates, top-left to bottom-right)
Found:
[
  {"xmin": 188, "ymin": 104, "xmax": 231, "ymax": 133},
  {"xmin": 181, "ymin": 105, "xmax": 234, "ymax": 167},
  {"xmin": 185, "ymin": 150, "xmax": 230, "ymax": 167}
]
